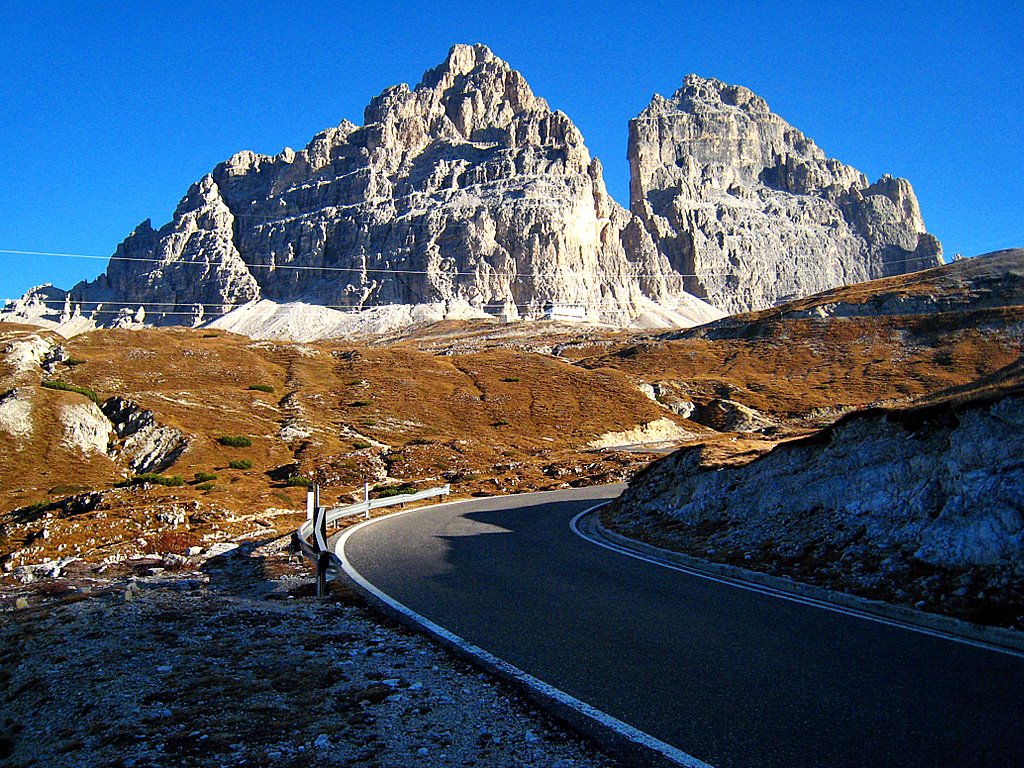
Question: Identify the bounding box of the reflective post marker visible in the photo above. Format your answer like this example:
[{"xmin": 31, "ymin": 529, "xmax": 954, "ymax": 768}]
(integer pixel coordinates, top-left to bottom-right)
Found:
[{"xmin": 314, "ymin": 501, "xmax": 330, "ymax": 598}]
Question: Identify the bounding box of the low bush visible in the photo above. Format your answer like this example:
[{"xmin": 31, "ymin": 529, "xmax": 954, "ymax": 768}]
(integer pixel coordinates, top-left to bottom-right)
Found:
[
  {"xmin": 491, "ymin": 419, "xmax": 510, "ymax": 427},
  {"xmin": 41, "ymin": 379, "xmax": 99, "ymax": 404},
  {"xmin": 195, "ymin": 482, "xmax": 216, "ymax": 491},
  {"xmin": 193, "ymin": 471, "xmax": 218, "ymax": 483},
  {"xmin": 247, "ymin": 384, "xmax": 274, "ymax": 393},
  {"xmin": 349, "ymin": 400, "xmax": 372, "ymax": 408},
  {"xmin": 48, "ymin": 484, "xmax": 90, "ymax": 495},
  {"xmin": 62, "ymin": 357, "xmax": 87, "ymax": 367},
  {"xmin": 284, "ymin": 476, "xmax": 311, "ymax": 487},
  {"xmin": 217, "ymin": 435, "xmax": 252, "ymax": 448},
  {"xmin": 228, "ymin": 459, "xmax": 252, "ymax": 470},
  {"xmin": 500, "ymin": 377, "xmax": 520, "ymax": 383},
  {"xmin": 372, "ymin": 482, "xmax": 418, "ymax": 498},
  {"xmin": 115, "ymin": 474, "xmax": 185, "ymax": 488},
  {"xmin": 351, "ymin": 441, "xmax": 371, "ymax": 450}
]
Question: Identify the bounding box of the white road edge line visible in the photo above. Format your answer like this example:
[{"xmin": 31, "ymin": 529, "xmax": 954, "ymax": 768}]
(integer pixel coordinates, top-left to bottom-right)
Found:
[
  {"xmin": 334, "ymin": 495, "xmax": 715, "ymax": 768},
  {"xmin": 570, "ymin": 505, "xmax": 1024, "ymax": 660}
]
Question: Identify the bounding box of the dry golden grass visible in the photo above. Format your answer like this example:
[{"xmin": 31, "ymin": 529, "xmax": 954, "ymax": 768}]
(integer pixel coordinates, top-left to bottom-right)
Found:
[{"xmin": 4, "ymin": 252, "xmax": 1023, "ymax": 563}]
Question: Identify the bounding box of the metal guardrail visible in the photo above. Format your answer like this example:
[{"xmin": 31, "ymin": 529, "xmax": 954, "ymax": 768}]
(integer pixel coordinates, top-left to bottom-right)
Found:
[{"xmin": 294, "ymin": 483, "xmax": 451, "ymax": 595}]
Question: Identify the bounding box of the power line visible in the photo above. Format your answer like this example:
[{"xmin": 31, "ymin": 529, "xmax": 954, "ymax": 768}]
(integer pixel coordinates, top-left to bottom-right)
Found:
[{"xmin": 0, "ymin": 247, "xmax": 946, "ymax": 280}]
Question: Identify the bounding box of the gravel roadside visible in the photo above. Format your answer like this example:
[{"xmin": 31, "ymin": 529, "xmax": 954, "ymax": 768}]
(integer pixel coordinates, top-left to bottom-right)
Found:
[{"xmin": 1, "ymin": 535, "xmax": 621, "ymax": 768}]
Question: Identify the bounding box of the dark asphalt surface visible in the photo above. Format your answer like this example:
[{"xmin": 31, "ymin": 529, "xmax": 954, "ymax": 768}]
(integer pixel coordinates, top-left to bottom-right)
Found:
[{"xmin": 341, "ymin": 487, "xmax": 1024, "ymax": 768}]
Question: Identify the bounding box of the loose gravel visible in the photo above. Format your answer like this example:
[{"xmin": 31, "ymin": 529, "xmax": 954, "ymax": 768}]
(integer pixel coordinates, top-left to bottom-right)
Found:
[{"xmin": 0, "ymin": 536, "xmax": 621, "ymax": 768}]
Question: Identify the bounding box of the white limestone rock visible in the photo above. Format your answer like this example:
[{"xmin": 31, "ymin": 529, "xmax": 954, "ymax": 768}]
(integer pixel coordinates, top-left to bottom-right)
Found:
[
  {"xmin": 0, "ymin": 387, "xmax": 33, "ymax": 443},
  {"xmin": 58, "ymin": 44, "xmax": 716, "ymax": 330},
  {"xmin": 628, "ymin": 75, "xmax": 943, "ymax": 313},
  {"xmin": 60, "ymin": 401, "xmax": 113, "ymax": 456},
  {"xmin": 619, "ymin": 391, "xmax": 1024, "ymax": 569},
  {"xmin": 101, "ymin": 397, "xmax": 188, "ymax": 474}
]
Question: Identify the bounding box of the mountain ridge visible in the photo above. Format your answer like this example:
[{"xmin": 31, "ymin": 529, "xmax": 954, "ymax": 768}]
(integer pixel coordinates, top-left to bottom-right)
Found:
[{"xmin": 4, "ymin": 44, "xmax": 944, "ymax": 334}]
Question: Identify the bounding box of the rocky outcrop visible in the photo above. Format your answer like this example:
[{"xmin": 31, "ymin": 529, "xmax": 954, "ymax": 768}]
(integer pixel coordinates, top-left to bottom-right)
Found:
[
  {"xmin": 587, "ymin": 417, "xmax": 698, "ymax": 449},
  {"xmin": 628, "ymin": 75, "xmax": 943, "ymax": 314},
  {"xmin": 617, "ymin": 388, "xmax": 1024, "ymax": 570},
  {"xmin": 0, "ymin": 388, "xmax": 33, "ymax": 443},
  {"xmin": 59, "ymin": 402, "xmax": 113, "ymax": 456},
  {"xmin": 0, "ymin": 286, "xmax": 97, "ymax": 338},
  {"xmin": 101, "ymin": 397, "xmax": 188, "ymax": 474},
  {"xmin": 57, "ymin": 44, "xmax": 717, "ymax": 329}
]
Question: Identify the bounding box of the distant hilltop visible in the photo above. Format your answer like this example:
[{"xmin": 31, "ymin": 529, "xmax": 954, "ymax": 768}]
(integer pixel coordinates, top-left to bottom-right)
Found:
[{"xmin": 3, "ymin": 43, "xmax": 941, "ymax": 337}]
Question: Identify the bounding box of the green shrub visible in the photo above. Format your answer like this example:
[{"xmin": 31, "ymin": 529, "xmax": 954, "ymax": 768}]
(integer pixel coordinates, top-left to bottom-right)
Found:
[
  {"xmin": 48, "ymin": 484, "xmax": 90, "ymax": 495},
  {"xmin": 491, "ymin": 419, "xmax": 510, "ymax": 427},
  {"xmin": 406, "ymin": 438, "xmax": 432, "ymax": 446},
  {"xmin": 217, "ymin": 436, "xmax": 252, "ymax": 448},
  {"xmin": 62, "ymin": 357, "xmax": 87, "ymax": 367},
  {"xmin": 195, "ymin": 482, "xmax": 216, "ymax": 491},
  {"xmin": 41, "ymin": 379, "xmax": 99, "ymax": 404},
  {"xmin": 500, "ymin": 377, "xmax": 520, "ymax": 383},
  {"xmin": 228, "ymin": 459, "xmax": 252, "ymax": 470},
  {"xmin": 247, "ymin": 384, "xmax": 274, "ymax": 393},
  {"xmin": 372, "ymin": 482, "xmax": 417, "ymax": 498},
  {"xmin": 193, "ymin": 471, "xmax": 218, "ymax": 483},
  {"xmin": 351, "ymin": 441, "xmax": 371, "ymax": 450},
  {"xmin": 115, "ymin": 474, "xmax": 185, "ymax": 488},
  {"xmin": 284, "ymin": 476, "xmax": 311, "ymax": 487},
  {"xmin": 349, "ymin": 400, "xmax": 372, "ymax": 408}
]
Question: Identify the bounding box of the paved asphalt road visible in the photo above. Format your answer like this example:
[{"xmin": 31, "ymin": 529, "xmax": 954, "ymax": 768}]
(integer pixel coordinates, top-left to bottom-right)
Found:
[{"xmin": 340, "ymin": 486, "xmax": 1024, "ymax": 768}]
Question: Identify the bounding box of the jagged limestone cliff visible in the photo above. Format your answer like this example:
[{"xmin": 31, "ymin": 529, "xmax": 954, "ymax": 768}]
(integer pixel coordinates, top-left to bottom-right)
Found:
[
  {"xmin": 6, "ymin": 51, "xmax": 944, "ymax": 333},
  {"xmin": 628, "ymin": 75, "xmax": 942, "ymax": 314},
  {"xmin": 61, "ymin": 44, "xmax": 717, "ymax": 329}
]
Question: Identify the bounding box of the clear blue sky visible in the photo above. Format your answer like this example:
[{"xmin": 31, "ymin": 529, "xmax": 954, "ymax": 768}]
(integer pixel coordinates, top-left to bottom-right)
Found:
[{"xmin": 2, "ymin": 1, "xmax": 1022, "ymax": 300}]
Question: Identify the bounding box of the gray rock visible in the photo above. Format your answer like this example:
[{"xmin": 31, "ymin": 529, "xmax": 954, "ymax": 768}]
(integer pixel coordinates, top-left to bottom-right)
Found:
[
  {"xmin": 619, "ymin": 390, "xmax": 1024, "ymax": 570},
  {"xmin": 55, "ymin": 44, "xmax": 712, "ymax": 329},
  {"xmin": 628, "ymin": 75, "xmax": 942, "ymax": 313},
  {"xmin": 101, "ymin": 397, "xmax": 188, "ymax": 474}
]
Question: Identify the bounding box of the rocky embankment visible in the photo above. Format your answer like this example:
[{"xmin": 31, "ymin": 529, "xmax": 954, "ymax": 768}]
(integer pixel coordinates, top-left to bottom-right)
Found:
[
  {"xmin": 609, "ymin": 384, "xmax": 1024, "ymax": 629},
  {"xmin": 0, "ymin": 536, "xmax": 619, "ymax": 768}
]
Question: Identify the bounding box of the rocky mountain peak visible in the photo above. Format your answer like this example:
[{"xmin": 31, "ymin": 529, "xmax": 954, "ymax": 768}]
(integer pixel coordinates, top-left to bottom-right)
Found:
[
  {"xmin": 629, "ymin": 74, "xmax": 942, "ymax": 313},
  {"xmin": 675, "ymin": 74, "xmax": 772, "ymax": 116},
  {"xmin": 40, "ymin": 44, "xmax": 719, "ymax": 333},
  {"xmin": 8, "ymin": 48, "xmax": 943, "ymax": 336}
]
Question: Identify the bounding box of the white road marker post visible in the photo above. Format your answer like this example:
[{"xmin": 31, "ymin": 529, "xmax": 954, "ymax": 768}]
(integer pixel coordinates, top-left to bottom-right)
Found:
[
  {"xmin": 314, "ymin": 485, "xmax": 330, "ymax": 598},
  {"xmin": 364, "ymin": 480, "xmax": 370, "ymax": 519},
  {"xmin": 305, "ymin": 483, "xmax": 315, "ymax": 521}
]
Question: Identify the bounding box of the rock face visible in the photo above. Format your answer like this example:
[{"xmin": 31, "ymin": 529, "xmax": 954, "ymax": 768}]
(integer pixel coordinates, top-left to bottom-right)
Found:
[
  {"xmin": 62, "ymin": 44, "xmax": 717, "ymax": 328},
  {"xmin": 616, "ymin": 389, "xmax": 1024, "ymax": 570},
  {"xmin": 628, "ymin": 75, "xmax": 943, "ymax": 313},
  {"xmin": 9, "ymin": 52, "xmax": 944, "ymax": 330},
  {"xmin": 102, "ymin": 397, "xmax": 188, "ymax": 474}
]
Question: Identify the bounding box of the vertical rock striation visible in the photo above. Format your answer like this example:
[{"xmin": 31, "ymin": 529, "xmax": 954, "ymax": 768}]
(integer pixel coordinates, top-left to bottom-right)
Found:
[
  {"xmin": 628, "ymin": 75, "xmax": 943, "ymax": 314},
  {"xmin": 63, "ymin": 44, "xmax": 717, "ymax": 328}
]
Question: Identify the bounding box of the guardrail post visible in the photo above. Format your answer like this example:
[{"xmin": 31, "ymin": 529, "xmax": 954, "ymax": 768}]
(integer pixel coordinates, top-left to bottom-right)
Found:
[
  {"xmin": 314, "ymin": 501, "xmax": 329, "ymax": 598},
  {"xmin": 305, "ymin": 483, "xmax": 315, "ymax": 521},
  {"xmin": 316, "ymin": 551, "xmax": 330, "ymax": 598}
]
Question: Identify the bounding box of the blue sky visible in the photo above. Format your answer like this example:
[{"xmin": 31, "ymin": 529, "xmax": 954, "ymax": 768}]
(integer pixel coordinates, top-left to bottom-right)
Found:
[{"xmin": 2, "ymin": 1, "xmax": 1022, "ymax": 299}]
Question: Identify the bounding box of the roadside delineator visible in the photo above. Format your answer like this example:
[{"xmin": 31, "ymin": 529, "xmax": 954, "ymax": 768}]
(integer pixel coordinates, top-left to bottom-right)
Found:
[{"xmin": 295, "ymin": 482, "xmax": 451, "ymax": 598}]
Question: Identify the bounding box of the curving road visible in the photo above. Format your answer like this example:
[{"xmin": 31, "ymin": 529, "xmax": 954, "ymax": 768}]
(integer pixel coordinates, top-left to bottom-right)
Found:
[{"xmin": 338, "ymin": 486, "xmax": 1024, "ymax": 768}]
